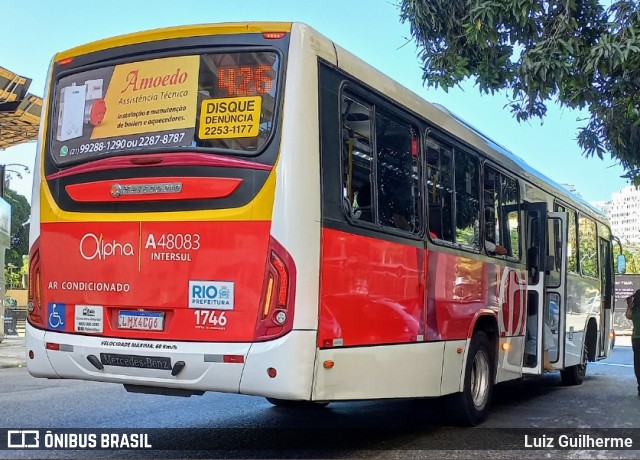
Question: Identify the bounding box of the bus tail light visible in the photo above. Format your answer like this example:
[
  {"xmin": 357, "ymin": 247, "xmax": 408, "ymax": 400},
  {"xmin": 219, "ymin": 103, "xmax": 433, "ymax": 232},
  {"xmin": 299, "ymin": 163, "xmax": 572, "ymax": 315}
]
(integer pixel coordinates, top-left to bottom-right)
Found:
[
  {"xmin": 255, "ymin": 237, "xmax": 296, "ymax": 341},
  {"xmin": 27, "ymin": 238, "xmax": 45, "ymax": 329},
  {"xmin": 57, "ymin": 57, "xmax": 74, "ymax": 66},
  {"xmin": 262, "ymin": 32, "xmax": 286, "ymax": 40}
]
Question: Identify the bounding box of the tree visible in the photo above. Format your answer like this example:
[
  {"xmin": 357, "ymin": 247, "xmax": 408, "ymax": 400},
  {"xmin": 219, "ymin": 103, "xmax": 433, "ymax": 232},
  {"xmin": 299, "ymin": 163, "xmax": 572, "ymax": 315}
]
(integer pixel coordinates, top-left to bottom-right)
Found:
[
  {"xmin": 622, "ymin": 247, "xmax": 640, "ymax": 273},
  {"xmin": 400, "ymin": 0, "xmax": 640, "ymax": 180},
  {"xmin": 4, "ymin": 187, "xmax": 30, "ymax": 286}
]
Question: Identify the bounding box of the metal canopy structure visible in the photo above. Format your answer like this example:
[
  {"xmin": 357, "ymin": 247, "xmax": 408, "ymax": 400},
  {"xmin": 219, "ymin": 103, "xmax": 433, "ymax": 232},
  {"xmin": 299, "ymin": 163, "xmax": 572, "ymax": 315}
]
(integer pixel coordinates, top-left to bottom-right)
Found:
[{"xmin": 0, "ymin": 66, "xmax": 42, "ymax": 150}]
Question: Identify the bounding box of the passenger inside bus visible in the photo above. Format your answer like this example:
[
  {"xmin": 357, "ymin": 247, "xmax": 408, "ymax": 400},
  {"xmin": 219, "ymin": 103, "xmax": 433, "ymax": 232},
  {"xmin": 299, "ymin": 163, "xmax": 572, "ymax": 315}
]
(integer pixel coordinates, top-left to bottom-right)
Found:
[
  {"xmin": 485, "ymin": 239, "xmax": 507, "ymax": 255},
  {"xmin": 428, "ymin": 205, "xmax": 442, "ymax": 239},
  {"xmin": 352, "ymin": 183, "xmax": 372, "ymax": 222},
  {"xmin": 484, "ymin": 207, "xmax": 508, "ymax": 256},
  {"xmin": 524, "ymin": 302, "xmax": 556, "ymax": 372},
  {"xmin": 382, "ymin": 186, "xmax": 413, "ymax": 232}
]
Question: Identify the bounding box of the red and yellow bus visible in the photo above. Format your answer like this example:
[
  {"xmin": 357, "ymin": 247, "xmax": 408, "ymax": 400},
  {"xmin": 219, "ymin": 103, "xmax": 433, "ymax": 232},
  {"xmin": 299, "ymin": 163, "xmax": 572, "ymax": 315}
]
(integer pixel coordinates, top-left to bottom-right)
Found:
[{"xmin": 27, "ymin": 22, "xmax": 614, "ymax": 425}]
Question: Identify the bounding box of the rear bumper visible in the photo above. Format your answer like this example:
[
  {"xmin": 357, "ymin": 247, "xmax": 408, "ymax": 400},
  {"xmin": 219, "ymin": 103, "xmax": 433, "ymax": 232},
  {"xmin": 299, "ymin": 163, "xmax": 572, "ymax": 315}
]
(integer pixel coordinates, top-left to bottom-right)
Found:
[{"xmin": 26, "ymin": 323, "xmax": 317, "ymax": 399}]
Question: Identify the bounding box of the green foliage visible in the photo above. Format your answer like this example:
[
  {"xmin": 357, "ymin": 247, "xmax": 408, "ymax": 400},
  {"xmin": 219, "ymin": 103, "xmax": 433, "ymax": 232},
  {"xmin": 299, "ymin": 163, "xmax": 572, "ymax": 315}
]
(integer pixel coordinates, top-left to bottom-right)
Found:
[
  {"xmin": 578, "ymin": 217, "xmax": 598, "ymax": 277},
  {"xmin": 20, "ymin": 255, "xmax": 29, "ymax": 276},
  {"xmin": 622, "ymin": 247, "xmax": 640, "ymax": 274},
  {"xmin": 4, "ymin": 263, "xmax": 21, "ymax": 290},
  {"xmin": 3, "ymin": 187, "xmax": 30, "ymax": 288},
  {"xmin": 510, "ymin": 228, "xmax": 519, "ymax": 258},
  {"xmin": 400, "ymin": 0, "xmax": 640, "ymax": 178},
  {"xmin": 456, "ymin": 225, "xmax": 476, "ymax": 246}
]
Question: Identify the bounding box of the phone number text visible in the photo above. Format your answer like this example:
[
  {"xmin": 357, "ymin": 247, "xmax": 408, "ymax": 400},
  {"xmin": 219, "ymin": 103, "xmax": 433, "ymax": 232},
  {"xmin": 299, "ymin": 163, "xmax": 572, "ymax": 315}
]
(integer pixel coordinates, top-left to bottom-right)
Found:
[{"xmin": 66, "ymin": 132, "xmax": 186, "ymax": 156}]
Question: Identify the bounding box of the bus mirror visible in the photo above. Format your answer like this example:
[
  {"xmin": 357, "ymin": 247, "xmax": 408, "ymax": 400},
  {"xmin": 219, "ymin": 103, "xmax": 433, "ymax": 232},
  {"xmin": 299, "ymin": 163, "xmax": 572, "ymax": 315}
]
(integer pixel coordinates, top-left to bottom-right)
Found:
[{"xmin": 617, "ymin": 254, "xmax": 627, "ymax": 274}]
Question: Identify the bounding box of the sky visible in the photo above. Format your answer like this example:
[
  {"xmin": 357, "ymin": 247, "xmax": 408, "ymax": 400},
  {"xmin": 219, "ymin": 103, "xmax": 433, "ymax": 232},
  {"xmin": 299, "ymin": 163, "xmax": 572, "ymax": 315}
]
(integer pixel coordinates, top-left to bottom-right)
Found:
[{"xmin": 0, "ymin": 0, "xmax": 629, "ymax": 203}]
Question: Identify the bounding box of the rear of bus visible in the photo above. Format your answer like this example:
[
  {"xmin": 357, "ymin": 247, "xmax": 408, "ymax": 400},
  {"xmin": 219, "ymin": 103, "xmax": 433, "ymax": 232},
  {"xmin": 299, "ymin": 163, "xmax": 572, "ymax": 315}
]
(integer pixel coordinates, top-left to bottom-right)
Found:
[{"xmin": 26, "ymin": 22, "xmax": 322, "ymax": 401}]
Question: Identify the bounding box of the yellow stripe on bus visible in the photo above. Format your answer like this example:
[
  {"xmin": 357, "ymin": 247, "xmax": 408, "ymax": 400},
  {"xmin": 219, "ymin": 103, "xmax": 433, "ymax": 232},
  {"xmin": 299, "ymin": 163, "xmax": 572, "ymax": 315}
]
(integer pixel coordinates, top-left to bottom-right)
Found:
[
  {"xmin": 55, "ymin": 22, "xmax": 293, "ymax": 62},
  {"xmin": 39, "ymin": 168, "xmax": 277, "ymax": 223}
]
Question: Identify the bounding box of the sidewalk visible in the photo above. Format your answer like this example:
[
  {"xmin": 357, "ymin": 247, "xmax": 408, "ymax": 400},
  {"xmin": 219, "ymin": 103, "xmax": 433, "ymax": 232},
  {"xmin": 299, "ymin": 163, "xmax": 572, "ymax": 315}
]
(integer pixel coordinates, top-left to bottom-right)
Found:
[{"xmin": 0, "ymin": 332, "xmax": 26, "ymax": 369}]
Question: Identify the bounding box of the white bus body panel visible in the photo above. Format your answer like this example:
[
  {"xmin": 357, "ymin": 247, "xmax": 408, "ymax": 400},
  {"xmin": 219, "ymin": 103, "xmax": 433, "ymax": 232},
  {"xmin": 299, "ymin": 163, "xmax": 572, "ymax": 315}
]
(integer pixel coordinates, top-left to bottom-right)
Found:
[
  {"xmin": 313, "ymin": 342, "xmax": 445, "ymax": 400},
  {"xmin": 28, "ymin": 323, "xmax": 247, "ymax": 392},
  {"xmin": 240, "ymin": 331, "xmax": 317, "ymax": 399},
  {"xmin": 495, "ymin": 336, "xmax": 526, "ymax": 383},
  {"xmin": 441, "ymin": 339, "xmax": 467, "ymax": 393},
  {"xmin": 25, "ymin": 323, "xmax": 57, "ymax": 377},
  {"xmin": 29, "ymin": 61, "xmax": 54, "ymax": 250},
  {"xmin": 312, "ymin": 339, "xmax": 471, "ymax": 400},
  {"xmin": 28, "ymin": 322, "xmax": 317, "ymax": 398},
  {"xmin": 269, "ymin": 24, "xmax": 333, "ymax": 333}
]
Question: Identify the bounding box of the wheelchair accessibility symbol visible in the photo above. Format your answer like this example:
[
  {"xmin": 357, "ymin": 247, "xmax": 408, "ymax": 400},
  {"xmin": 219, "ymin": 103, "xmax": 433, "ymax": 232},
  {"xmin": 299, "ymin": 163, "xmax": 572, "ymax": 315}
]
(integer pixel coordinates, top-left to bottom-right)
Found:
[{"xmin": 47, "ymin": 303, "xmax": 66, "ymax": 331}]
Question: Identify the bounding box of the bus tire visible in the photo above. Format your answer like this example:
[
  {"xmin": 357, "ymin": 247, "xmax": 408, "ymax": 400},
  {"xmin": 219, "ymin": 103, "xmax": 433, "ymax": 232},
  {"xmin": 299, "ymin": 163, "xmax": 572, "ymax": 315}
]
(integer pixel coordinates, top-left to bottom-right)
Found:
[
  {"xmin": 560, "ymin": 341, "xmax": 588, "ymax": 386},
  {"xmin": 265, "ymin": 398, "xmax": 329, "ymax": 409},
  {"xmin": 448, "ymin": 331, "xmax": 494, "ymax": 426}
]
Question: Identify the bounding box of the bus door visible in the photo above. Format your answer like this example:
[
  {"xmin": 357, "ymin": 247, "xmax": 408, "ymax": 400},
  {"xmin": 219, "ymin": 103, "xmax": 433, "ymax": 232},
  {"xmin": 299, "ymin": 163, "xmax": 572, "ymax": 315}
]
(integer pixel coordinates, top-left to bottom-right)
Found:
[
  {"xmin": 522, "ymin": 203, "xmax": 568, "ymax": 374},
  {"xmin": 546, "ymin": 211, "xmax": 568, "ymax": 370},
  {"xmin": 599, "ymin": 237, "xmax": 613, "ymax": 357}
]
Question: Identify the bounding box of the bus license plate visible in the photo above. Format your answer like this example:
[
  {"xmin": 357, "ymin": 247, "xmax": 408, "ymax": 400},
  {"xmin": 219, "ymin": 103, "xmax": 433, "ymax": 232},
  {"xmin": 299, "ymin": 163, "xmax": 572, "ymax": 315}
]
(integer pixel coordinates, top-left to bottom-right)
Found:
[{"xmin": 118, "ymin": 311, "xmax": 164, "ymax": 331}]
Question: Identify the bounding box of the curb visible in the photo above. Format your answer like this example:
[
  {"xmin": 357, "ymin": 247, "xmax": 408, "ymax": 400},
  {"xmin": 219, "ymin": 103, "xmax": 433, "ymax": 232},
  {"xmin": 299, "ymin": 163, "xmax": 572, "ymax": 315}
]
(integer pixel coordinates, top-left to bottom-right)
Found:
[{"xmin": 0, "ymin": 362, "xmax": 26, "ymax": 369}]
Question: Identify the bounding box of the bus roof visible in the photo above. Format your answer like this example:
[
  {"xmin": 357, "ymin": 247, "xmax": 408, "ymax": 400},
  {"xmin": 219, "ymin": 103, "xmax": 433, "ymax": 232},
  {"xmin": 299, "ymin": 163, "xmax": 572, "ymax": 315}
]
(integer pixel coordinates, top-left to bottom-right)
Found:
[{"xmin": 54, "ymin": 22, "xmax": 293, "ymax": 62}]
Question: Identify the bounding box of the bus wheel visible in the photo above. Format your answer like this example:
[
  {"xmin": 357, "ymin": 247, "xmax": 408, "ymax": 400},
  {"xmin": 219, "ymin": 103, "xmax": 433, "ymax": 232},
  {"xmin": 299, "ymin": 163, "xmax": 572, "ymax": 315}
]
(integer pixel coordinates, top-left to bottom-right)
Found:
[
  {"xmin": 265, "ymin": 398, "xmax": 329, "ymax": 409},
  {"xmin": 448, "ymin": 331, "xmax": 494, "ymax": 426},
  {"xmin": 560, "ymin": 341, "xmax": 588, "ymax": 386}
]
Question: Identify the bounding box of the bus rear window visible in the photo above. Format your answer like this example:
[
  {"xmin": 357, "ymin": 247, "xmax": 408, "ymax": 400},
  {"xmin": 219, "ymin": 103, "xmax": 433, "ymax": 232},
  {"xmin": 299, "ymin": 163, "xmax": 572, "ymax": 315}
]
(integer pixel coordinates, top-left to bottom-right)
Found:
[{"xmin": 50, "ymin": 51, "xmax": 280, "ymax": 165}]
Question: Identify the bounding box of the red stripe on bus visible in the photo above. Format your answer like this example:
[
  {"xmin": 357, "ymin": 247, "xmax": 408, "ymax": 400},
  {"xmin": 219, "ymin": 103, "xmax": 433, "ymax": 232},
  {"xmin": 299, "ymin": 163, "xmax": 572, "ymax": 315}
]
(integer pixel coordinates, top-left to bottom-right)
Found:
[
  {"xmin": 318, "ymin": 228, "xmax": 424, "ymax": 347},
  {"xmin": 47, "ymin": 152, "xmax": 273, "ymax": 180},
  {"xmin": 319, "ymin": 228, "xmax": 527, "ymax": 346},
  {"xmin": 65, "ymin": 177, "xmax": 243, "ymax": 202}
]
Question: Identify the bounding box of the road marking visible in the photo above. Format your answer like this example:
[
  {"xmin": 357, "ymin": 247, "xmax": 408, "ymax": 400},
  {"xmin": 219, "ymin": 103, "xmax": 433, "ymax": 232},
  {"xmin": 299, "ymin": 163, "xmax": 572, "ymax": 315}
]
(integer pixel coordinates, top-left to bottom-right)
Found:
[{"xmin": 591, "ymin": 361, "xmax": 633, "ymax": 368}]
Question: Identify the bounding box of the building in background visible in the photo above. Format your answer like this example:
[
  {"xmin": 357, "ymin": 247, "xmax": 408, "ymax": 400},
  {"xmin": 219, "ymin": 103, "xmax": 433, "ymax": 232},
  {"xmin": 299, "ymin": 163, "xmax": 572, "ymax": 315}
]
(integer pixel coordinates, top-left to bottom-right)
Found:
[{"xmin": 592, "ymin": 185, "xmax": 640, "ymax": 247}]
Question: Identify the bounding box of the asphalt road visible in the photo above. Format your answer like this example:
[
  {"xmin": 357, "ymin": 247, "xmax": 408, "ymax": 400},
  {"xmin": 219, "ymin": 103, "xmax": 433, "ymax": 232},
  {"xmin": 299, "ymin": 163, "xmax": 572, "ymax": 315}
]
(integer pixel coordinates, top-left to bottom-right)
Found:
[{"xmin": 0, "ymin": 337, "xmax": 639, "ymax": 459}]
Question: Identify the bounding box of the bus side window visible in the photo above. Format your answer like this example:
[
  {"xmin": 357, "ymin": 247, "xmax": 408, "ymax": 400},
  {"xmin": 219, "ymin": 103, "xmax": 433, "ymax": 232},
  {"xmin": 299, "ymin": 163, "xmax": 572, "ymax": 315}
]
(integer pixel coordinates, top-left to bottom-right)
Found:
[
  {"xmin": 341, "ymin": 94, "xmax": 374, "ymax": 224},
  {"xmin": 482, "ymin": 165, "xmax": 520, "ymax": 258},
  {"xmin": 426, "ymin": 136, "xmax": 454, "ymax": 242},
  {"xmin": 500, "ymin": 174, "xmax": 520, "ymax": 258},
  {"xmin": 483, "ymin": 167, "xmax": 500, "ymax": 248},
  {"xmin": 454, "ymin": 150, "xmax": 480, "ymax": 249},
  {"xmin": 579, "ymin": 216, "xmax": 598, "ymax": 278},
  {"xmin": 376, "ymin": 109, "xmax": 419, "ymax": 233}
]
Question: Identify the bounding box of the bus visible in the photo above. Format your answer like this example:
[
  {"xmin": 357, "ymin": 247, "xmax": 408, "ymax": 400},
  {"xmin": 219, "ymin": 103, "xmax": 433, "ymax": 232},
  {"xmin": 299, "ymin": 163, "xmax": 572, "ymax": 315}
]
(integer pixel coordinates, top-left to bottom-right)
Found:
[{"xmin": 26, "ymin": 22, "xmax": 615, "ymax": 426}]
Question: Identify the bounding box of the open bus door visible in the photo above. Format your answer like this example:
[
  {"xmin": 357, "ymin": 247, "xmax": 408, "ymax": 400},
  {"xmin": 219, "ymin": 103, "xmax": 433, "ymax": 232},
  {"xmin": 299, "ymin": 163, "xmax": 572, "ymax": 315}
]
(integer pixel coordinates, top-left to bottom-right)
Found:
[
  {"xmin": 522, "ymin": 203, "xmax": 568, "ymax": 375},
  {"xmin": 599, "ymin": 237, "xmax": 613, "ymax": 358}
]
